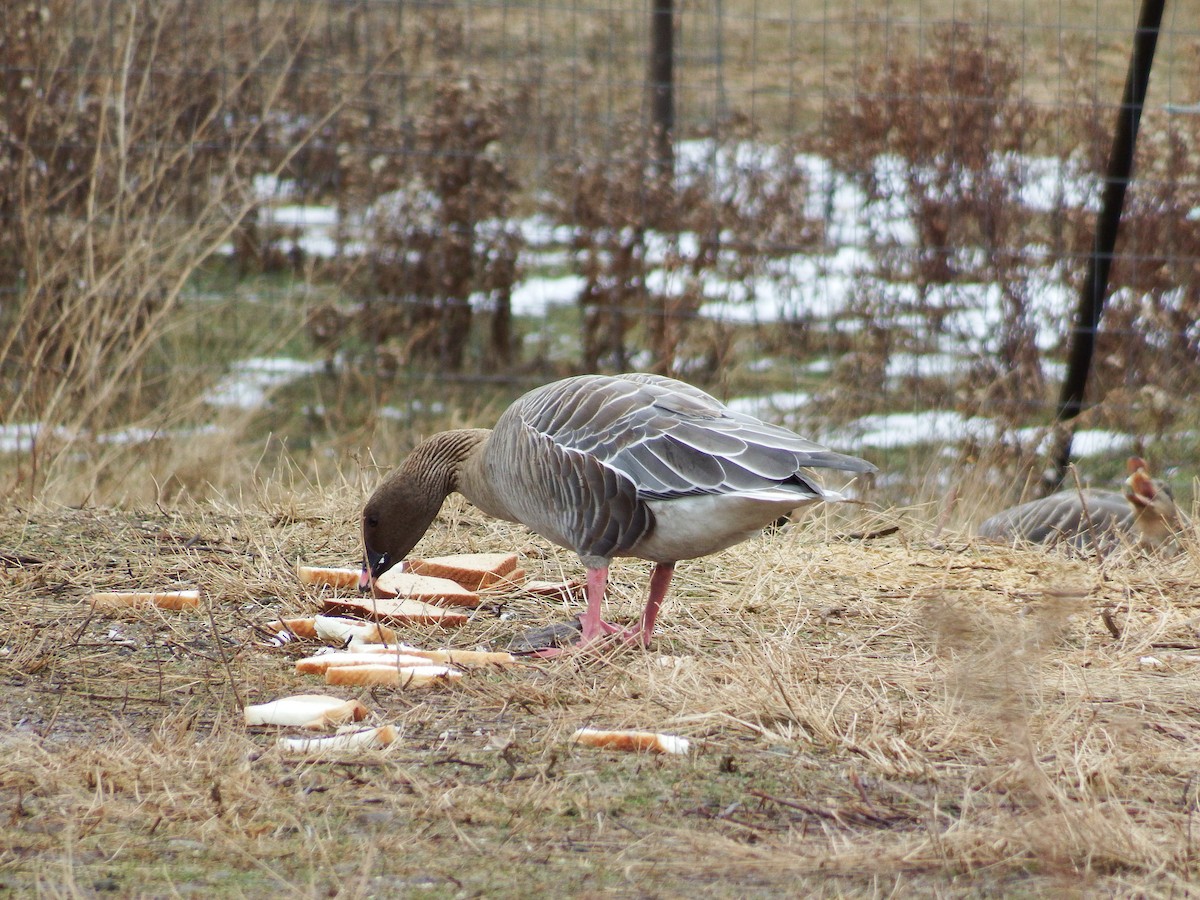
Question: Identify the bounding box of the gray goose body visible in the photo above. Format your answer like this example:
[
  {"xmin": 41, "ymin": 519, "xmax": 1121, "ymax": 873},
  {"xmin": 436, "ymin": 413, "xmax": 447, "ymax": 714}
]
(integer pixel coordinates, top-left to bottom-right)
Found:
[
  {"xmin": 976, "ymin": 458, "xmax": 1179, "ymax": 552},
  {"xmin": 467, "ymin": 373, "xmax": 874, "ymax": 565},
  {"xmin": 362, "ymin": 373, "xmax": 876, "ymax": 649},
  {"xmin": 976, "ymin": 490, "xmax": 1135, "ymax": 550}
]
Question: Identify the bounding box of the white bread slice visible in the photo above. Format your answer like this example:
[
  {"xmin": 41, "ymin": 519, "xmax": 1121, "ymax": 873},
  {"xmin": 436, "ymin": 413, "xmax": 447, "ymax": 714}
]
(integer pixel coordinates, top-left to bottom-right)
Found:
[
  {"xmin": 321, "ymin": 594, "xmax": 468, "ymax": 627},
  {"xmin": 571, "ymin": 727, "xmax": 690, "ymax": 755},
  {"xmin": 313, "ymin": 615, "xmax": 397, "ymax": 646},
  {"xmin": 303, "ymin": 644, "xmax": 517, "ymax": 667},
  {"xmin": 264, "ymin": 617, "xmax": 320, "ymax": 639},
  {"xmin": 394, "ymin": 646, "xmax": 520, "ymax": 667},
  {"xmin": 372, "ymin": 570, "xmax": 481, "ymax": 608},
  {"xmin": 295, "ymin": 650, "xmax": 432, "ymax": 675},
  {"xmin": 90, "ymin": 590, "xmax": 201, "ymax": 611},
  {"xmin": 243, "ymin": 694, "xmax": 370, "ymax": 729},
  {"xmin": 324, "ymin": 663, "xmax": 463, "ymax": 688},
  {"xmin": 520, "ymin": 579, "xmax": 585, "ymax": 601},
  {"xmin": 297, "ymin": 565, "xmax": 362, "ymax": 589},
  {"xmin": 406, "ymin": 553, "xmax": 519, "ymax": 591},
  {"xmin": 277, "ymin": 725, "xmax": 397, "ymax": 755}
]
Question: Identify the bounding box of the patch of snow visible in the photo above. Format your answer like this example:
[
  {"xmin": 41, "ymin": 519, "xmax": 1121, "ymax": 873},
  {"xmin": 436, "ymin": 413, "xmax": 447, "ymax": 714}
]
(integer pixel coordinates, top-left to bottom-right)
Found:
[{"xmin": 204, "ymin": 357, "xmax": 325, "ymax": 410}]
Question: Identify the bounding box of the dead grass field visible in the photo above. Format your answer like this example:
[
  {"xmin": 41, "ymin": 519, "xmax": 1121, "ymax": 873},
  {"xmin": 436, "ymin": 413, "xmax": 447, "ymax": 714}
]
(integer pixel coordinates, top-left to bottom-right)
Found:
[{"xmin": 2, "ymin": 489, "xmax": 1200, "ymax": 896}]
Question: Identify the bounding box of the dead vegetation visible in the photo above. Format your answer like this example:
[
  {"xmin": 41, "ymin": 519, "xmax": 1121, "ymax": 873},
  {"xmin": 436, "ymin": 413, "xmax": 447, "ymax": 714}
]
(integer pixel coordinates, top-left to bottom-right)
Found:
[{"xmin": 1, "ymin": 494, "xmax": 1199, "ymax": 895}]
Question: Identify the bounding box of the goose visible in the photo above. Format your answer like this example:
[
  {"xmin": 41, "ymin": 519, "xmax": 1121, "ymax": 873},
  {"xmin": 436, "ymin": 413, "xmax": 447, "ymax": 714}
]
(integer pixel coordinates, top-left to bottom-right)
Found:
[
  {"xmin": 976, "ymin": 456, "xmax": 1180, "ymax": 552},
  {"xmin": 360, "ymin": 373, "xmax": 876, "ymax": 650}
]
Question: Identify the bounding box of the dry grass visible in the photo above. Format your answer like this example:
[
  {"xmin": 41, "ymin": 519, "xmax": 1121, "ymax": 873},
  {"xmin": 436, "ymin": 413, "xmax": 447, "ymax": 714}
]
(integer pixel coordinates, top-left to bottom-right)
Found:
[{"xmin": 2, "ymin": 489, "xmax": 1199, "ymax": 895}]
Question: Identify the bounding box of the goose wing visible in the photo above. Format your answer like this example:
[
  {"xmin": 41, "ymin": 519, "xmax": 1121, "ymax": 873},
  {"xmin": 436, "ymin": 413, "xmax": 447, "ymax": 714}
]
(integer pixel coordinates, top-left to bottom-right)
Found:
[
  {"xmin": 503, "ymin": 373, "xmax": 874, "ymax": 511},
  {"xmin": 977, "ymin": 489, "xmax": 1132, "ymax": 547}
]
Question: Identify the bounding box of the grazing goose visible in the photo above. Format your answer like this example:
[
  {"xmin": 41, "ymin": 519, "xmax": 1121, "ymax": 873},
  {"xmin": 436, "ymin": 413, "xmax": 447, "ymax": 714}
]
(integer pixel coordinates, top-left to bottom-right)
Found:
[
  {"xmin": 361, "ymin": 373, "xmax": 876, "ymax": 650},
  {"xmin": 976, "ymin": 456, "xmax": 1180, "ymax": 552}
]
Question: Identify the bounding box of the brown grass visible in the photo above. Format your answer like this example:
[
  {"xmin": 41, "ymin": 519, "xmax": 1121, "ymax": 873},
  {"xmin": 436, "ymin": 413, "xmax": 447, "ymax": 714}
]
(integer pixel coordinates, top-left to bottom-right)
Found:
[{"xmin": 2, "ymin": 489, "xmax": 1199, "ymax": 895}]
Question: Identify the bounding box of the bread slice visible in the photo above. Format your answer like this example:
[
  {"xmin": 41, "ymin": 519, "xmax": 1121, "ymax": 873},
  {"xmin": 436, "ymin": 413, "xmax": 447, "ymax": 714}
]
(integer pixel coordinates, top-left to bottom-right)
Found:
[
  {"xmin": 322, "ymin": 594, "xmax": 469, "ymax": 627},
  {"xmin": 571, "ymin": 727, "xmax": 690, "ymax": 755},
  {"xmin": 297, "ymin": 565, "xmax": 362, "ymax": 589},
  {"xmin": 277, "ymin": 725, "xmax": 397, "ymax": 755},
  {"xmin": 406, "ymin": 553, "xmax": 519, "ymax": 591},
  {"xmin": 90, "ymin": 590, "xmax": 201, "ymax": 611},
  {"xmin": 324, "ymin": 663, "xmax": 462, "ymax": 688},
  {"xmin": 395, "ymin": 647, "xmax": 520, "ymax": 667},
  {"xmin": 264, "ymin": 617, "xmax": 320, "ymax": 639},
  {"xmin": 372, "ymin": 570, "xmax": 481, "ymax": 607},
  {"xmin": 520, "ymin": 579, "xmax": 585, "ymax": 601},
  {"xmin": 295, "ymin": 650, "xmax": 432, "ymax": 675},
  {"xmin": 243, "ymin": 694, "xmax": 370, "ymax": 729}
]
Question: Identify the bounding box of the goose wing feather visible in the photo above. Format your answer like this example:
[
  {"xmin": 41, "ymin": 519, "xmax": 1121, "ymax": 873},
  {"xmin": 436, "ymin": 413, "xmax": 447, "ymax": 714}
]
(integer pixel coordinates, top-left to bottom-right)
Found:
[
  {"xmin": 502, "ymin": 374, "xmax": 874, "ymax": 512},
  {"xmin": 978, "ymin": 490, "xmax": 1133, "ymax": 546},
  {"xmin": 485, "ymin": 405, "xmax": 652, "ymax": 561}
]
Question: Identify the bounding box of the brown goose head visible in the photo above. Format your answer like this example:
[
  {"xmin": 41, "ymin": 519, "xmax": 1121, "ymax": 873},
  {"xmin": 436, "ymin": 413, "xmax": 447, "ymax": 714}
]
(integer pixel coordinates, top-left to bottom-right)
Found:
[
  {"xmin": 1122, "ymin": 456, "xmax": 1180, "ymax": 548},
  {"xmin": 360, "ymin": 429, "xmax": 492, "ymax": 588}
]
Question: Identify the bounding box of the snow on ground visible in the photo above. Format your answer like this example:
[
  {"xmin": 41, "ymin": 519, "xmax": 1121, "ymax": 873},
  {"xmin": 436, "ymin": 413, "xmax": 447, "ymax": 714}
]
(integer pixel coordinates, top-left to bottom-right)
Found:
[
  {"xmin": 203, "ymin": 357, "xmax": 328, "ymax": 410},
  {"xmin": 169, "ymin": 144, "xmax": 1134, "ymax": 462}
]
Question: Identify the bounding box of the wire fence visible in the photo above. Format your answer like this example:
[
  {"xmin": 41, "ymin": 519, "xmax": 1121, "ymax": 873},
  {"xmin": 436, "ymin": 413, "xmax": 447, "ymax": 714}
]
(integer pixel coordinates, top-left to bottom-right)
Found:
[{"xmin": 2, "ymin": 0, "xmax": 1199, "ymax": 492}]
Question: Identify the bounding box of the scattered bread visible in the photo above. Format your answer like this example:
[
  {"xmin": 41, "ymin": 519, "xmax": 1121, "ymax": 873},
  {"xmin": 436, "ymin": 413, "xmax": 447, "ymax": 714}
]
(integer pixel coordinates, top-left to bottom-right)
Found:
[
  {"xmin": 304, "ymin": 643, "xmax": 519, "ymax": 668},
  {"xmin": 264, "ymin": 617, "xmax": 320, "ymax": 639},
  {"xmin": 324, "ymin": 663, "xmax": 463, "ymax": 688},
  {"xmin": 322, "ymin": 594, "xmax": 469, "ymax": 627},
  {"xmin": 571, "ymin": 727, "xmax": 690, "ymax": 755},
  {"xmin": 295, "ymin": 650, "xmax": 432, "ymax": 676},
  {"xmin": 277, "ymin": 725, "xmax": 397, "ymax": 755},
  {"xmin": 406, "ymin": 553, "xmax": 520, "ymax": 591},
  {"xmin": 373, "ymin": 570, "xmax": 481, "ymax": 607},
  {"xmin": 394, "ymin": 646, "xmax": 520, "ymax": 668},
  {"xmin": 314, "ymin": 615, "xmax": 397, "ymax": 646},
  {"xmin": 482, "ymin": 568, "xmax": 526, "ymax": 591},
  {"xmin": 90, "ymin": 590, "xmax": 201, "ymax": 611},
  {"xmin": 297, "ymin": 565, "xmax": 362, "ymax": 589},
  {"xmin": 520, "ymin": 579, "xmax": 585, "ymax": 601},
  {"xmin": 243, "ymin": 694, "xmax": 370, "ymax": 730}
]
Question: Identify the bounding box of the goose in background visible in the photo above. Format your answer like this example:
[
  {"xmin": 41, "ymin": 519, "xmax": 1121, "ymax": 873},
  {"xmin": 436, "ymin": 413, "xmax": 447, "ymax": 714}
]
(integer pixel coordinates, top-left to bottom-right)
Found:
[
  {"xmin": 361, "ymin": 373, "xmax": 876, "ymax": 651},
  {"xmin": 976, "ymin": 456, "xmax": 1181, "ymax": 553}
]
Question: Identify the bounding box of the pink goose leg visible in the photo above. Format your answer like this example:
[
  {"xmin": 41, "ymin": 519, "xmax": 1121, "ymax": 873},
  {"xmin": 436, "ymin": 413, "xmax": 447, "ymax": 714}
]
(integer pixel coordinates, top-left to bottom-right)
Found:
[
  {"xmin": 578, "ymin": 566, "xmax": 623, "ymax": 646},
  {"xmin": 625, "ymin": 562, "xmax": 674, "ymax": 647}
]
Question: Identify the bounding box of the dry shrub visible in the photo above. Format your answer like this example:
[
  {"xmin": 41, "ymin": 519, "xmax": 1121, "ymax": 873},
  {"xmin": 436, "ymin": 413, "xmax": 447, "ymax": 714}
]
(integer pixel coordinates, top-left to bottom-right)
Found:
[
  {"xmin": 550, "ymin": 119, "xmax": 819, "ymax": 376},
  {"xmin": 0, "ymin": 1, "xmax": 355, "ymax": 483},
  {"xmin": 823, "ymin": 23, "xmax": 1053, "ymax": 424},
  {"xmin": 338, "ymin": 44, "xmax": 525, "ymax": 373}
]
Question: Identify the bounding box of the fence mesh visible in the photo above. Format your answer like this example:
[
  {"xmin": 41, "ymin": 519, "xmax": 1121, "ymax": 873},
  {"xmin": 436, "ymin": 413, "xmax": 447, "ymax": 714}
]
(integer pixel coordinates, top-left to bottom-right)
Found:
[{"xmin": 1, "ymin": 0, "xmax": 1198, "ymax": 501}]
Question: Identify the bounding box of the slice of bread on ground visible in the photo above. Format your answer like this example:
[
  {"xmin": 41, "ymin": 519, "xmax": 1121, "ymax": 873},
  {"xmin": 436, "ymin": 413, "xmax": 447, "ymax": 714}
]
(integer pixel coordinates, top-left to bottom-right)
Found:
[
  {"xmin": 406, "ymin": 553, "xmax": 520, "ymax": 591},
  {"xmin": 372, "ymin": 570, "xmax": 481, "ymax": 607},
  {"xmin": 277, "ymin": 725, "xmax": 397, "ymax": 755},
  {"xmin": 324, "ymin": 663, "xmax": 462, "ymax": 688},
  {"xmin": 297, "ymin": 565, "xmax": 361, "ymax": 589},
  {"xmin": 90, "ymin": 590, "xmax": 201, "ymax": 611},
  {"xmin": 520, "ymin": 579, "xmax": 585, "ymax": 601},
  {"xmin": 571, "ymin": 727, "xmax": 690, "ymax": 755},
  {"xmin": 295, "ymin": 650, "xmax": 432, "ymax": 675},
  {"xmin": 264, "ymin": 617, "xmax": 320, "ymax": 639},
  {"xmin": 243, "ymin": 695, "xmax": 370, "ymax": 729},
  {"xmin": 322, "ymin": 594, "xmax": 469, "ymax": 627}
]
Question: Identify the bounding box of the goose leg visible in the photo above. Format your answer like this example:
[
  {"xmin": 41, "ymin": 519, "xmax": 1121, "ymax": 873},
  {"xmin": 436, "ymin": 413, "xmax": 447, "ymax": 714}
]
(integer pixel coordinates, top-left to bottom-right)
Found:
[
  {"xmin": 578, "ymin": 566, "xmax": 623, "ymax": 646},
  {"xmin": 624, "ymin": 562, "xmax": 674, "ymax": 647}
]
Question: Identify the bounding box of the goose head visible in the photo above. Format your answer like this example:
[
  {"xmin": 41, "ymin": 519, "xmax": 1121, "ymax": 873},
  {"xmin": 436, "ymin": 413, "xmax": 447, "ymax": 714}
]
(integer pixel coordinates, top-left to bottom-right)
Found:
[
  {"xmin": 1122, "ymin": 456, "xmax": 1180, "ymax": 548},
  {"xmin": 360, "ymin": 429, "xmax": 491, "ymax": 588}
]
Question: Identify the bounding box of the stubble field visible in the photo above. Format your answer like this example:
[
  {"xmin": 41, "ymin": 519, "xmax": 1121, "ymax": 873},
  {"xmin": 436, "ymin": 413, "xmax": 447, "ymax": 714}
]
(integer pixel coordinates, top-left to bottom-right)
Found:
[{"xmin": 2, "ymin": 489, "xmax": 1199, "ymax": 896}]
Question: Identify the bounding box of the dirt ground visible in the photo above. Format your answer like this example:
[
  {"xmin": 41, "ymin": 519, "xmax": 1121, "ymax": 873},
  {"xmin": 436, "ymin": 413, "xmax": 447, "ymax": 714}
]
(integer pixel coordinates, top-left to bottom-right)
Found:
[{"xmin": 2, "ymin": 494, "xmax": 1199, "ymax": 897}]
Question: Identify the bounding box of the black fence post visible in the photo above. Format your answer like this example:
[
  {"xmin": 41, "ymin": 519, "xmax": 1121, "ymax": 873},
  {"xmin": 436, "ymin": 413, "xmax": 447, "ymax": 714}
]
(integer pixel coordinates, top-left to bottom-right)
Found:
[
  {"xmin": 1046, "ymin": 0, "xmax": 1167, "ymax": 491},
  {"xmin": 649, "ymin": 0, "xmax": 675, "ymax": 177}
]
